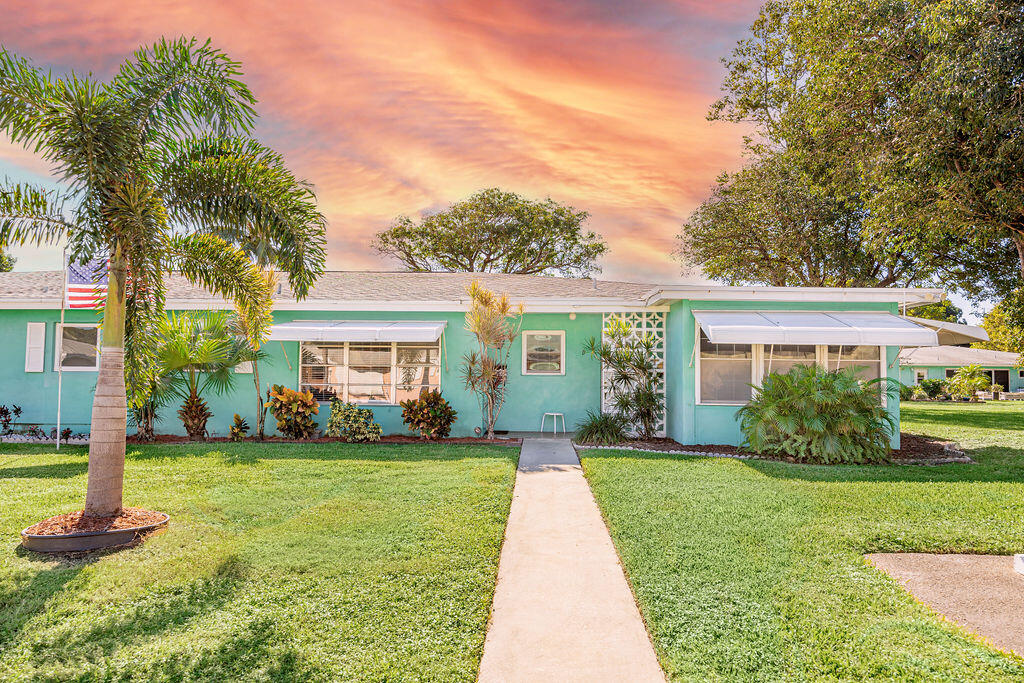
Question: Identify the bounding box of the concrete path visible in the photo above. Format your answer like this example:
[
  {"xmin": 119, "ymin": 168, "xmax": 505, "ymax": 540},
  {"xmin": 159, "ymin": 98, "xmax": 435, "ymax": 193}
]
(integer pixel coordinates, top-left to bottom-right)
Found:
[{"xmin": 478, "ymin": 439, "xmax": 664, "ymax": 682}]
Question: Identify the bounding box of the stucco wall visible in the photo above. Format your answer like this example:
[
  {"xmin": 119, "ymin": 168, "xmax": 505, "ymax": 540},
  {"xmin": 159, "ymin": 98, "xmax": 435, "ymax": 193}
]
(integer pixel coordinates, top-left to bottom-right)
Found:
[
  {"xmin": 0, "ymin": 308, "xmax": 603, "ymax": 438},
  {"xmin": 665, "ymin": 299, "xmax": 903, "ymax": 448}
]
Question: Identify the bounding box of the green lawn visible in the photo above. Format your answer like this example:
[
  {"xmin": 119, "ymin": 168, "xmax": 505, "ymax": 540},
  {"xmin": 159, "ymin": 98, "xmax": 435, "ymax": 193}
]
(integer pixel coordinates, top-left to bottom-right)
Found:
[
  {"xmin": 0, "ymin": 442, "xmax": 517, "ymax": 681},
  {"xmin": 581, "ymin": 401, "xmax": 1024, "ymax": 681}
]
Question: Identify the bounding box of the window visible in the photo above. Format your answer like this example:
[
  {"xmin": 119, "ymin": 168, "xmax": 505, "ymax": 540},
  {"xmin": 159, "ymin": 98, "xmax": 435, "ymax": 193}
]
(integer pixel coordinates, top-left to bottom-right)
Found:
[
  {"xmin": 915, "ymin": 370, "xmax": 926, "ymax": 384},
  {"xmin": 826, "ymin": 345, "xmax": 882, "ymax": 382},
  {"xmin": 1019, "ymin": 370, "xmax": 1024, "ymax": 379},
  {"xmin": 698, "ymin": 330, "xmax": 753, "ymax": 404},
  {"xmin": 522, "ymin": 331, "xmax": 565, "ymax": 375},
  {"xmin": 762, "ymin": 344, "xmax": 816, "ymax": 378},
  {"xmin": 299, "ymin": 341, "xmax": 440, "ymax": 403},
  {"xmin": 55, "ymin": 324, "xmax": 100, "ymax": 371},
  {"xmin": 945, "ymin": 368, "xmax": 957, "ymax": 379}
]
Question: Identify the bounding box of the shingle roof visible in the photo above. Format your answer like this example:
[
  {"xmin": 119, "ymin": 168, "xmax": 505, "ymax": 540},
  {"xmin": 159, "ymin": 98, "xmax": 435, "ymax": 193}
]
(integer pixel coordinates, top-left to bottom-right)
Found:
[
  {"xmin": 0, "ymin": 270, "xmax": 654, "ymax": 304},
  {"xmin": 899, "ymin": 346, "xmax": 1020, "ymax": 367}
]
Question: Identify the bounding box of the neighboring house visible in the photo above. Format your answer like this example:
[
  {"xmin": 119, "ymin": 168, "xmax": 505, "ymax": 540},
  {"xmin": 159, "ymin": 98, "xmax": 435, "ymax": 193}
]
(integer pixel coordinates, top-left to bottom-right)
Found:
[
  {"xmin": 898, "ymin": 346, "xmax": 1024, "ymax": 392},
  {"xmin": 0, "ymin": 271, "xmax": 984, "ymax": 447}
]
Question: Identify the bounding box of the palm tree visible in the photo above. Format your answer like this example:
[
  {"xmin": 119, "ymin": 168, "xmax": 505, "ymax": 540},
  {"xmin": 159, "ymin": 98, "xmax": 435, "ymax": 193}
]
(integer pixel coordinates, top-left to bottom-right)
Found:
[
  {"xmin": 158, "ymin": 311, "xmax": 243, "ymax": 440},
  {"xmin": 230, "ymin": 269, "xmax": 275, "ymax": 439},
  {"xmin": 0, "ymin": 38, "xmax": 326, "ymax": 516}
]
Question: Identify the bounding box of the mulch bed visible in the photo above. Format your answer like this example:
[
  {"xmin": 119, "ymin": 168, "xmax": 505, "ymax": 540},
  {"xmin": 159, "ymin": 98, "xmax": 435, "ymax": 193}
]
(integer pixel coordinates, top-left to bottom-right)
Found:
[
  {"xmin": 127, "ymin": 434, "xmax": 521, "ymax": 446},
  {"xmin": 577, "ymin": 433, "xmax": 971, "ymax": 465},
  {"xmin": 23, "ymin": 507, "xmax": 167, "ymax": 536}
]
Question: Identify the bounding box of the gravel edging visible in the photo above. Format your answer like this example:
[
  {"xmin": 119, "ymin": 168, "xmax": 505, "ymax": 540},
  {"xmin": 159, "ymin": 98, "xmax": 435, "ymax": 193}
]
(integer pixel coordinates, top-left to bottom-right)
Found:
[
  {"xmin": 574, "ymin": 443, "xmax": 752, "ymax": 459},
  {"xmin": 573, "ymin": 442, "xmax": 975, "ymax": 466}
]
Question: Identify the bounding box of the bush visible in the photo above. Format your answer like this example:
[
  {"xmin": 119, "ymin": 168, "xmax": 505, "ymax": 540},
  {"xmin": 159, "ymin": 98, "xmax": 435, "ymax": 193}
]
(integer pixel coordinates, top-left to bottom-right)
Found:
[
  {"xmin": 946, "ymin": 364, "xmax": 991, "ymax": 400},
  {"xmin": 325, "ymin": 399, "xmax": 383, "ymax": 442},
  {"xmin": 399, "ymin": 389, "xmax": 457, "ymax": 439},
  {"xmin": 899, "ymin": 384, "xmax": 915, "ymax": 401},
  {"xmin": 737, "ymin": 364, "xmax": 895, "ymax": 464},
  {"xmin": 268, "ymin": 384, "xmax": 319, "ymax": 439},
  {"xmin": 574, "ymin": 411, "xmax": 630, "ymax": 445},
  {"xmin": 917, "ymin": 378, "xmax": 946, "ymax": 399},
  {"xmin": 229, "ymin": 414, "xmax": 249, "ymax": 442}
]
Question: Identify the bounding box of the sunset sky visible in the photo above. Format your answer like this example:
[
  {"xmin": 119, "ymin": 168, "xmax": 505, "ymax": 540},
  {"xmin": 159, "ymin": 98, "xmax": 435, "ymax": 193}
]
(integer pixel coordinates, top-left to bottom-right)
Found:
[{"xmin": 1, "ymin": 0, "xmax": 763, "ymax": 283}]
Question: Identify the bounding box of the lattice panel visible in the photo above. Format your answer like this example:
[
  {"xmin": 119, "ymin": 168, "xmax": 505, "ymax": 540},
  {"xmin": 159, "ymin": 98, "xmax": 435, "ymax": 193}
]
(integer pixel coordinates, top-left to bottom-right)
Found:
[{"xmin": 601, "ymin": 311, "xmax": 666, "ymax": 437}]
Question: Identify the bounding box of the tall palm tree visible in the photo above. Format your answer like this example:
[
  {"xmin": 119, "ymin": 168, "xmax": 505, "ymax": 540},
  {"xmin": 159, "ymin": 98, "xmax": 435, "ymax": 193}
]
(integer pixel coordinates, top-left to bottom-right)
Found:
[{"xmin": 0, "ymin": 38, "xmax": 326, "ymax": 517}]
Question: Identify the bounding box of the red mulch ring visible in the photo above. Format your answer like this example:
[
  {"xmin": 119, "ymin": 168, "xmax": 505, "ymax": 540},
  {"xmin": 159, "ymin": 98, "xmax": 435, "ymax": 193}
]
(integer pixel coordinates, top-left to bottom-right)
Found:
[
  {"xmin": 127, "ymin": 434, "xmax": 521, "ymax": 446},
  {"xmin": 579, "ymin": 433, "xmax": 971, "ymax": 465},
  {"xmin": 23, "ymin": 507, "xmax": 167, "ymax": 536}
]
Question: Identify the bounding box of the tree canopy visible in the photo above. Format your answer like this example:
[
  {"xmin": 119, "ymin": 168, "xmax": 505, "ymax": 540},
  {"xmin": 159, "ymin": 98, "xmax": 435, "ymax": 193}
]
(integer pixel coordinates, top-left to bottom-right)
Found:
[
  {"xmin": 373, "ymin": 188, "xmax": 607, "ymax": 277},
  {"xmin": 974, "ymin": 297, "xmax": 1024, "ymax": 357},
  {"xmin": 911, "ymin": 300, "xmax": 965, "ymax": 324},
  {"xmin": 684, "ymin": 0, "xmax": 1023, "ymax": 296}
]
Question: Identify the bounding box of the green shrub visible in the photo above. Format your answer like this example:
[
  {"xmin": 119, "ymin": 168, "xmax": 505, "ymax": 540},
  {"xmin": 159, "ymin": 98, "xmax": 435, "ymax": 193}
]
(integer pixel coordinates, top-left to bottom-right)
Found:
[
  {"xmin": 399, "ymin": 389, "xmax": 457, "ymax": 439},
  {"xmin": 946, "ymin": 364, "xmax": 990, "ymax": 400},
  {"xmin": 917, "ymin": 378, "xmax": 946, "ymax": 399},
  {"xmin": 574, "ymin": 411, "xmax": 629, "ymax": 445},
  {"xmin": 899, "ymin": 384, "xmax": 915, "ymax": 401},
  {"xmin": 229, "ymin": 414, "xmax": 249, "ymax": 442},
  {"xmin": 268, "ymin": 384, "xmax": 320, "ymax": 439},
  {"xmin": 325, "ymin": 399, "xmax": 383, "ymax": 442},
  {"xmin": 737, "ymin": 364, "xmax": 895, "ymax": 464}
]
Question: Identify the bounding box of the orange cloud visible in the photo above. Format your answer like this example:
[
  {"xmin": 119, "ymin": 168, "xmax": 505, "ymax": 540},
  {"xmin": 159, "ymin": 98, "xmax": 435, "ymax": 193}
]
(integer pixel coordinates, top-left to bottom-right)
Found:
[{"xmin": 0, "ymin": 0, "xmax": 761, "ymax": 282}]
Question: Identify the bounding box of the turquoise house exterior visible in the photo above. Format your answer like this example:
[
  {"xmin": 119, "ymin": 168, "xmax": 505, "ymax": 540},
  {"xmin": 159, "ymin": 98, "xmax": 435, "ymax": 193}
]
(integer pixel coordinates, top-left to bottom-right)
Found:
[
  {"xmin": 0, "ymin": 271, "xmax": 973, "ymax": 447},
  {"xmin": 898, "ymin": 346, "xmax": 1023, "ymax": 393}
]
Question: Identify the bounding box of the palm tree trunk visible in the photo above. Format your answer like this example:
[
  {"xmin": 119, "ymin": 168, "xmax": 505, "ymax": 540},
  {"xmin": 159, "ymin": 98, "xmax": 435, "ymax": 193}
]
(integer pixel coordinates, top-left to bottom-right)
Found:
[
  {"xmin": 253, "ymin": 360, "xmax": 265, "ymax": 440},
  {"xmin": 84, "ymin": 246, "xmax": 127, "ymax": 517}
]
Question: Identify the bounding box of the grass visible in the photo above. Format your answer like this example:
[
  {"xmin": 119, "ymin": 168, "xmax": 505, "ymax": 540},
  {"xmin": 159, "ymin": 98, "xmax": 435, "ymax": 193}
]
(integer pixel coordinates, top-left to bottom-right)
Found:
[
  {"xmin": 0, "ymin": 441, "xmax": 517, "ymax": 681},
  {"xmin": 581, "ymin": 400, "xmax": 1024, "ymax": 681}
]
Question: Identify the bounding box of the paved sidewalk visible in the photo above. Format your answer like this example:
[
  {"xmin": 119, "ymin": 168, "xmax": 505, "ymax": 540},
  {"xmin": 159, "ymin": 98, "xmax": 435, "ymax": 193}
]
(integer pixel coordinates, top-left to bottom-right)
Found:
[{"xmin": 478, "ymin": 439, "xmax": 664, "ymax": 682}]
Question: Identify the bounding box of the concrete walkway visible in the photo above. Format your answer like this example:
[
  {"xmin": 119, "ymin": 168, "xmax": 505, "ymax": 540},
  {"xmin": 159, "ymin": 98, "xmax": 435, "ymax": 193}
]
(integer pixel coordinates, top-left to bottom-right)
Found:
[{"xmin": 478, "ymin": 439, "xmax": 664, "ymax": 682}]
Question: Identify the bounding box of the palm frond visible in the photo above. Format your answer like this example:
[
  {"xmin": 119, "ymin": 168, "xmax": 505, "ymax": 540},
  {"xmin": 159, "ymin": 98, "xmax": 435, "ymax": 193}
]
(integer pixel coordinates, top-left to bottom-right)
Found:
[{"xmin": 0, "ymin": 181, "xmax": 74, "ymax": 245}]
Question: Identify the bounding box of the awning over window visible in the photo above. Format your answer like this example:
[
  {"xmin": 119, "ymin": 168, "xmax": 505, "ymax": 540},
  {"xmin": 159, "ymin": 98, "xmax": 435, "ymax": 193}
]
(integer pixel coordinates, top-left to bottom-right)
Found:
[
  {"xmin": 692, "ymin": 311, "xmax": 939, "ymax": 346},
  {"xmin": 268, "ymin": 321, "xmax": 447, "ymax": 343}
]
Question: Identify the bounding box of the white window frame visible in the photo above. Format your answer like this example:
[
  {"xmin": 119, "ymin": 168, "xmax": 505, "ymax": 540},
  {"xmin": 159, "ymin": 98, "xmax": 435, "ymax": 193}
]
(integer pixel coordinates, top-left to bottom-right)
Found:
[
  {"xmin": 297, "ymin": 340, "xmax": 441, "ymax": 405},
  {"xmin": 54, "ymin": 323, "xmax": 101, "ymax": 372},
  {"xmin": 915, "ymin": 370, "xmax": 926, "ymax": 385},
  {"xmin": 695, "ymin": 325, "xmax": 887, "ymax": 406},
  {"xmin": 521, "ymin": 330, "xmax": 566, "ymax": 376}
]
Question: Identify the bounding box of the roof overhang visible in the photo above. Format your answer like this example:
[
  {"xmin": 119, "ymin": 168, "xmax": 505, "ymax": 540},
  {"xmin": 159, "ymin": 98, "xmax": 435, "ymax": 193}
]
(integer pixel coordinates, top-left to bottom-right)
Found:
[
  {"xmin": 646, "ymin": 286, "xmax": 944, "ymax": 308},
  {"xmin": 693, "ymin": 310, "xmax": 939, "ymax": 346},
  {"xmin": 902, "ymin": 316, "xmax": 990, "ymax": 345},
  {"xmin": 269, "ymin": 320, "xmax": 447, "ymax": 342}
]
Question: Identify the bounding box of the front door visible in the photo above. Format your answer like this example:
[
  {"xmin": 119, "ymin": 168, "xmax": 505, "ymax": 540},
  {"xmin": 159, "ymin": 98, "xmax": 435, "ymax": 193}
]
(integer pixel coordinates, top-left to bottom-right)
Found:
[{"xmin": 993, "ymin": 369, "xmax": 1010, "ymax": 391}]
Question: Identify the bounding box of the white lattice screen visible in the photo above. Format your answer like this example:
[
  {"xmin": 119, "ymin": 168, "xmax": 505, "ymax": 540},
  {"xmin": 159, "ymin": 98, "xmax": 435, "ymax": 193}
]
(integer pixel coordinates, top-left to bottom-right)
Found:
[{"xmin": 601, "ymin": 311, "xmax": 667, "ymax": 437}]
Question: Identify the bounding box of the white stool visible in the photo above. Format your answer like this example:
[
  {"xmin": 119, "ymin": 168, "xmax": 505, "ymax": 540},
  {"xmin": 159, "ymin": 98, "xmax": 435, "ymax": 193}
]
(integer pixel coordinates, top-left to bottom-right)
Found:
[{"xmin": 540, "ymin": 412, "xmax": 565, "ymax": 435}]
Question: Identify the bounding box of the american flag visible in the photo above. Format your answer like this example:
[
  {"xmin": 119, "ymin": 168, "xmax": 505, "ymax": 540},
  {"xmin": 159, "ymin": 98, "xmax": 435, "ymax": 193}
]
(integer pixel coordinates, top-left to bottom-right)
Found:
[{"xmin": 65, "ymin": 257, "xmax": 108, "ymax": 309}]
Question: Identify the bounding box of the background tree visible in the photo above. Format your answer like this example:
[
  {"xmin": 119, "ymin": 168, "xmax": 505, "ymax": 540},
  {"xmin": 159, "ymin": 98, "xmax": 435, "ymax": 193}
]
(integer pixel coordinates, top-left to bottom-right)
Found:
[
  {"xmin": 0, "ymin": 38, "xmax": 326, "ymax": 517},
  {"xmin": 911, "ymin": 300, "xmax": 965, "ymax": 324},
  {"xmin": 692, "ymin": 0, "xmax": 1022, "ymax": 298},
  {"xmin": 973, "ymin": 297, "xmax": 1024, "ymax": 359},
  {"xmin": 374, "ymin": 188, "xmax": 607, "ymax": 277},
  {"xmin": 679, "ymin": 151, "xmax": 935, "ymax": 287},
  {"xmin": 0, "ymin": 249, "xmax": 14, "ymax": 271},
  {"xmin": 460, "ymin": 281, "xmax": 522, "ymax": 439}
]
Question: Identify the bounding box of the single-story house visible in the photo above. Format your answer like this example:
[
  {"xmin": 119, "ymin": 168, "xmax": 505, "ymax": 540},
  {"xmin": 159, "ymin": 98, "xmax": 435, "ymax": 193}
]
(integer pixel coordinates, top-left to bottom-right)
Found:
[
  {"xmin": 0, "ymin": 271, "xmax": 989, "ymax": 447},
  {"xmin": 899, "ymin": 346, "xmax": 1023, "ymax": 392}
]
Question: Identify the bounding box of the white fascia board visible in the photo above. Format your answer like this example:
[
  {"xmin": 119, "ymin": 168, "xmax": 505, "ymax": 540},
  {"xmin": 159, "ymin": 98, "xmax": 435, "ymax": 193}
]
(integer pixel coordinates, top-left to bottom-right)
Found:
[{"xmin": 646, "ymin": 286, "xmax": 944, "ymax": 307}]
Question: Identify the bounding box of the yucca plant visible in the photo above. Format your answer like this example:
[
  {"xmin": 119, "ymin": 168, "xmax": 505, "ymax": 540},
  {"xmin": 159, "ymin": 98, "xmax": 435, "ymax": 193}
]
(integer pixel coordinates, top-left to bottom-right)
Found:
[
  {"xmin": 158, "ymin": 311, "xmax": 245, "ymax": 440},
  {"xmin": 737, "ymin": 364, "xmax": 896, "ymax": 464}
]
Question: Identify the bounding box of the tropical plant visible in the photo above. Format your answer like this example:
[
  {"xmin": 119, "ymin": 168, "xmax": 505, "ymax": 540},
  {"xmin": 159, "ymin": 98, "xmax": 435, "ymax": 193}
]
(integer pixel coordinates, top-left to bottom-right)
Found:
[
  {"xmin": 899, "ymin": 384, "xmax": 915, "ymax": 402},
  {"xmin": 946, "ymin": 364, "xmax": 991, "ymax": 401},
  {"xmin": 158, "ymin": 311, "xmax": 245, "ymax": 441},
  {"xmin": 373, "ymin": 188, "xmax": 608, "ymax": 277},
  {"xmin": 0, "ymin": 38, "xmax": 326, "ymax": 516},
  {"xmin": 325, "ymin": 399, "xmax": 383, "ymax": 443},
  {"xmin": 229, "ymin": 414, "xmax": 249, "ymax": 442},
  {"xmin": 268, "ymin": 384, "xmax": 319, "ymax": 439},
  {"xmin": 574, "ymin": 410, "xmax": 630, "ymax": 445},
  {"xmin": 583, "ymin": 317, "xmax": 663, "ymax": 440},
  {"xmin": 460, "ymin": 281, "xmax": 523, "ymax": 439},
  {"xmin": 399, "ymin": 389, "xmax": 457, "ymax": 440},
  {"xmin": 738, "ymin": 364, "xmax": 895, "ymax": 464},
  {"xmin": 230, "ymin": 269, "xmax": 276, "ymax": 439},
  {"xmin": 0, "ymin": 250, "xmax": 13, "ymax": 271},
  {"xmin": 917, "ymin": 378, "xmax": 946, "ymax": 400},
  {"xmin": 0, "ymin": 404, "xmax": 21, "ymax": 434}
]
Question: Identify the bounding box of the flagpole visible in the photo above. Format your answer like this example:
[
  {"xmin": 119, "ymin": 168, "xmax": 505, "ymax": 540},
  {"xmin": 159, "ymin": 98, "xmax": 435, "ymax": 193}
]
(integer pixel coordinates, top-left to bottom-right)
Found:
[{"xmin": 56, "ymin": 247, "xmax": 67, "ymax": 450}]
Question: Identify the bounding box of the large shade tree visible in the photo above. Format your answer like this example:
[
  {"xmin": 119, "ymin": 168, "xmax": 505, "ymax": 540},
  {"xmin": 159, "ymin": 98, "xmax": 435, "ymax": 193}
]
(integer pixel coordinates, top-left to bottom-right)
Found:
[
  {"xmin": 373, "ymin": 188, "xmax": 608, "ymax": 277},
  {"xmin": 0, "ymin": 38, "xmax": 326, "ymax": 517}
]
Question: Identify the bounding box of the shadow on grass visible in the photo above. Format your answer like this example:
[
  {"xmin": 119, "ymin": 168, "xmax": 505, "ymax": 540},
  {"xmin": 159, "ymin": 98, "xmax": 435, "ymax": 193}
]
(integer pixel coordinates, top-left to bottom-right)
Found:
[
  {"xmin": 123, "ymin": 441, "xmax": 521, "ymax": 465},
  {"xmin": 903, "ymin": 405, "xmax": 1024, "ymax": 431},
  {"xmin": 579, "ymin": 446, "xmax": 1024, "ymax": 484},
  {"xmin": 0, "ymin": 551, "xmax": 90, "ymax": 648},
  {"xmin": 0, "ymin": 461, "xmax": 88, "ymax": 480}
]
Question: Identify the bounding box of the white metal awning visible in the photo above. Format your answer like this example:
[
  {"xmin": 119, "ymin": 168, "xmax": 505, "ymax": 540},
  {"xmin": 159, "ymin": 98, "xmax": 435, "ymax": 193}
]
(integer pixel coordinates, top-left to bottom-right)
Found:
[
  {"xmin": 268, "ymin": 320, "xmax": 447, "ymax": 343},
  {"xmin": 692, "ymin": 311, "xmax": 939, "ymax": 346},
  {"xmin": 901, "ymin": 316, "xmax": 989, "ymax": 345}
]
